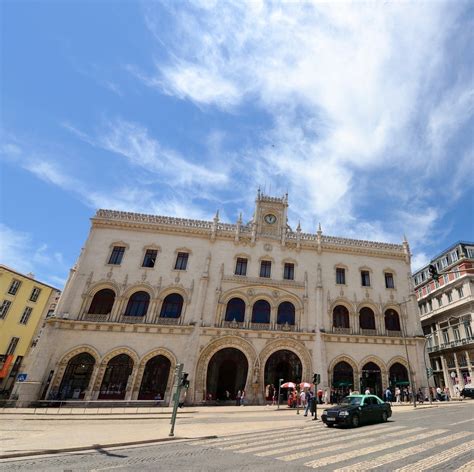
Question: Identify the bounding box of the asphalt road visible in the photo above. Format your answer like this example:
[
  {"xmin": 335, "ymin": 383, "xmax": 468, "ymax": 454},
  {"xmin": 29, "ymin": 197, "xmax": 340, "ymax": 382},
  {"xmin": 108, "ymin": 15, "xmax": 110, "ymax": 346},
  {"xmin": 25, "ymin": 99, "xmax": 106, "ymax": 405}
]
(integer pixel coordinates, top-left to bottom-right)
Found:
[{"xmin": 1, "ymin": 403, "xmax": 473, "ymax": 471}]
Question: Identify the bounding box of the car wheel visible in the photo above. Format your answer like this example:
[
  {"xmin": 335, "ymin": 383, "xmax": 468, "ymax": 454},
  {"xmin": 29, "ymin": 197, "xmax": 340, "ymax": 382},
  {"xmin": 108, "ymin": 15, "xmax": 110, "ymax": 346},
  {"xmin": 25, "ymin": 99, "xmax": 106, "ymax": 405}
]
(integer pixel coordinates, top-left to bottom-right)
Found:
[
  {"xmin": 351, "ymin": 414, "xmax": 360, "ymax": 428},
  {"xmin": 326, "ymin": 423, "xmax": 334, "ymax": 428},
  {"xmin": 381, "ymin": 411, "xmax": 388, "ymax": 423}
]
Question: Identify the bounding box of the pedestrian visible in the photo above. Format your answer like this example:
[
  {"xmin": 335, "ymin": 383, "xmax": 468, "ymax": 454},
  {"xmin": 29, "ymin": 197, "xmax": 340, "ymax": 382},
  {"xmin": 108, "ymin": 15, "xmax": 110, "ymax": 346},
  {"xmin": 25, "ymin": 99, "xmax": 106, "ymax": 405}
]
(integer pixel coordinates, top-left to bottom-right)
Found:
[
  {"xmin": 365, "ymin": 387, "xmax": 371, "ymax": 395},
  {"xmin": 300, "ymin": 389, "xmax": 306, "ymax": 407},
  {"xmin": 236, "ymin": 390, "xmax": 241, "ymax": 406},
  {"xmin": 395, "ymin": 387, "xmax": 401, "ymax": 403},
  {"xmin": 304, "ymin": 390, "xmax": 313, "ymax": 416},
  {"xmin": 436, "ymin": 386, "xmax": 442, "ymax": 401},
  {"xmin": 385, "ymin": 387, "xmax": 392, "ymax": 404},
  {"xmin": 444, "ymin": 387, "xmax": 450, "ymax": 401},
  {"xmin": 225, "ymin": 390, "xmax": 230, "ymax": 401},
  {"xmin": 272, "ymin": 391, "xmax": 276, "ymax": 406},
  {"xmin": 417, "ymin": 388, "xmax": 424, "ymax": 404},
  {"xmin": 240, "ymin": 389, "xmax": 245, "ymax": 406}
]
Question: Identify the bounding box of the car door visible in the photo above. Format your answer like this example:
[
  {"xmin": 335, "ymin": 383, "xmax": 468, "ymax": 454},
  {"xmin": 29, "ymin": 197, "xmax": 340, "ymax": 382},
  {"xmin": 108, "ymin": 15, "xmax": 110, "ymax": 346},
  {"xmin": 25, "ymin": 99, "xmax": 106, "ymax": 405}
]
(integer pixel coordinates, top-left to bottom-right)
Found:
[{"xmin": 362, "ymin": 397, "xmax": 376, "ymax": 422}]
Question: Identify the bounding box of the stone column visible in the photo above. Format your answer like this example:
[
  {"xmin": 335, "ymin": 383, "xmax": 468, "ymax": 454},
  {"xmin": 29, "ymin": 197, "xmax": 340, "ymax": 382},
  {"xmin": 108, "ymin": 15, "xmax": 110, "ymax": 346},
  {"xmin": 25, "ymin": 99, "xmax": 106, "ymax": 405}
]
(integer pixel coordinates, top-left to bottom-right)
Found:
[
  {"xmin": 146, "ymin": 300, "xmax": 158, "ymax": 324},
  {"xmin": 439, "ymin": 355, "xmax": 451, "ymax": 392},
  {"xmin": 453, "ymin": 352, "xmax": 464, "ymax": 394}
]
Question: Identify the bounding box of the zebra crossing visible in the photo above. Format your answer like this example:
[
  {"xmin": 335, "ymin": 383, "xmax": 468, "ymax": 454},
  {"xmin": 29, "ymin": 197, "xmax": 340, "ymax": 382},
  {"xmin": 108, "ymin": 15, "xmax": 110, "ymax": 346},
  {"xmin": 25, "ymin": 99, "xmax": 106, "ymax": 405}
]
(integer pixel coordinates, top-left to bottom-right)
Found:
[{"xmin": 190, "ymin": 421, "xmax": 473, "ymax": 470}]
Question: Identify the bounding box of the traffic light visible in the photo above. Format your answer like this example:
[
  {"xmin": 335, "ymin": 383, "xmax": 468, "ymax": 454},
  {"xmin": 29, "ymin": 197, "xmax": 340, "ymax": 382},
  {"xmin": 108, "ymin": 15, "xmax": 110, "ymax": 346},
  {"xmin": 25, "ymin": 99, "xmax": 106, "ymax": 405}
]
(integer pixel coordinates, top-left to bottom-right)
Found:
[
  {"xmin": 428, "ymin": 264, "xmax": 439, "ymax": 281},
  {"xmin": 180, "ymin": 372, "xmax": 190, "ymax": 388},
  {"xmin": 313, "ymin": 373, "xmax": 320, "ymax": 385}
]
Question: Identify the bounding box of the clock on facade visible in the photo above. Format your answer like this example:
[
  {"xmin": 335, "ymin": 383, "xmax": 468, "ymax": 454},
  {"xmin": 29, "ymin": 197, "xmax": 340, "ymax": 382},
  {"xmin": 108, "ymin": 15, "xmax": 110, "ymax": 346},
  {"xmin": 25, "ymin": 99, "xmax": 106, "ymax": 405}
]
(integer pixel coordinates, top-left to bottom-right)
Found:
[{"xmin": 264, "ymin": 214, "xmax": 277, "ymax": 224}]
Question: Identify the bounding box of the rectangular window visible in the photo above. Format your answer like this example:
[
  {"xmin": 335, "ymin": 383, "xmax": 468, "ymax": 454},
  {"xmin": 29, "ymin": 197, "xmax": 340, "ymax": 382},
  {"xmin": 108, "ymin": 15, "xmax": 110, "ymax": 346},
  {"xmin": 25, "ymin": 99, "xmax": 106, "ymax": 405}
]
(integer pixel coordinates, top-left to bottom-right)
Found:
[
  {"xmin": 29, "ymin": 287, "xmax": 41, "ymax": 302},
  {"xmin": 442, "ymin": 329, "xmax": 450, "ymax": 344},
  {"xmin": 174, "ymin": 252, "xmax": 189, "ymax": 270},
  {"xmin": 260, "ymin": 260, "xmax": 271, "ymax": 278},
  {"xmin": 108, "ymin": 246, "xmax": 125, "ymax": 265},
  {"xmin": 457, "ymin": 287, "xmax": 464, "ymax": 298},
  {"xmin": 336, "ymin": 268, "xmax": 346, "ymax": 285},
  {"xmin": 428, "ymin": 300, "xmax": 433, "ymax": 311},
  {"xmin": 464, "ymin": 322, "xmax": 473, "ymax": 338},
  {"xmin": 6, "ymin": 337, "xmax": 19, "ymax": 356},
  {"xmin": 19, "ymin": 307, "xmax": 33, "ymax": 325},
  {"xmin": 443, "ymin": 274, "xmax": 449, "ymax": 284},
  {"xmin": 283, "ymin": 263, "xmax": 294, "ymax": 280},
  {"xmin": 447, "ymin": 291, "xmax": 453, "ymax": 303},
  {"xmin": 385, "ymin": 273, "xmax": 395, "ymax": 289},
  {"xmin": 450, "ymin": 250, "xmax": 458, "ymax": 262},
  {"xmin": 437, "ymin": 296, "xmax": 443, "ymax": 307},
  {"xmin": 453, "ymin": 326, "xmax": 461, "ymax": 341},
  {"xmin": 8, "ymin": 279, "xmax": 21, "ymax": 295},
  {"xmin": 0, "ymin": 300, "xmax": 12, "ymax": 319},
  {"xmin": 142, "ymin": 249, "xmax": 158, "ymax": 268},
  {"xmin": 361, "ymin": 270, "xmax": 370, "ymax": 287},
  {"xmin": 466, "ymin": 247, "xmax": 474, "ymax": 258},
  {"xmin": 235, "ymin": 258, "xmax": 248, "ymax": 276},
  {"xmin": 440, "ymin": 257, "xmax": 448, "ymax": 269}
]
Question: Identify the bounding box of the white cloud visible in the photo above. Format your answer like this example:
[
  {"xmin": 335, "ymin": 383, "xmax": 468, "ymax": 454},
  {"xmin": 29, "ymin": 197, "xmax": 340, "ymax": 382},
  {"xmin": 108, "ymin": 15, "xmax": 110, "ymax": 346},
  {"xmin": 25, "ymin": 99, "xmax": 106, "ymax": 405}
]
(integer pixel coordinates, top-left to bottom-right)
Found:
[
  {"xmin": 0, "ymin": 224, "xmax": 67, "ymax": 288},
  {"xmin": 137, "ymin": 1, "xmax": 472, "ymax": 252}
]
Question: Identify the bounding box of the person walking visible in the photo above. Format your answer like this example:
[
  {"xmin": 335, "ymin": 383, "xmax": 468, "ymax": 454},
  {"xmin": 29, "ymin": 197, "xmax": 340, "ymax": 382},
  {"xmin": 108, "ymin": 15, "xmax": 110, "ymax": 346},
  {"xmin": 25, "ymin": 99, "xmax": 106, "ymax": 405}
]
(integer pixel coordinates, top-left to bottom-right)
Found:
[
  {"xmin": 236, "ymin": 390, "xmax": 241, "ymax": 406},
  {"xmin": 240, "ymin": 389, "xmax": 246, "ymax": 406},
  {"xmin": 304, "ymin": 390, "xmax": 313, "ymax": 416},
  {"xmin": 300, "ymin": 389, "xmax": 306, "ymax": 408},
  {"xmin": 395, "ymin": 387, "xmax": 401, "ymax": 403},
  {"xmin": 385, "ymin": 387, "xmax": 392, "ymax": 404}
]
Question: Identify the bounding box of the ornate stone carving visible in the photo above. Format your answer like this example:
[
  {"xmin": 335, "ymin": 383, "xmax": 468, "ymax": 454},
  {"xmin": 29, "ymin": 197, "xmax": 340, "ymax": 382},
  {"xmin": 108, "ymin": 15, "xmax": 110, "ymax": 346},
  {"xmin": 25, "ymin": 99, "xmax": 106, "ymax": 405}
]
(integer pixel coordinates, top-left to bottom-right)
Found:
[{"xmin": 264, "ymin": 243, "xmax": 273, "ymax": 251}]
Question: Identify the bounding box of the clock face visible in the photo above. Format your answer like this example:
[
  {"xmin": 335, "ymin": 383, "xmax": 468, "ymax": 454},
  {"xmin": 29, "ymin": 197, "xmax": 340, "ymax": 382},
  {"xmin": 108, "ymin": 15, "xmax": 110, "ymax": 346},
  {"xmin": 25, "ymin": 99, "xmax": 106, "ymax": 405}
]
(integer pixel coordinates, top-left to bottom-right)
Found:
[{"xmin": 264, "ymin": 213, "xmax": 277, "ymax": 224}]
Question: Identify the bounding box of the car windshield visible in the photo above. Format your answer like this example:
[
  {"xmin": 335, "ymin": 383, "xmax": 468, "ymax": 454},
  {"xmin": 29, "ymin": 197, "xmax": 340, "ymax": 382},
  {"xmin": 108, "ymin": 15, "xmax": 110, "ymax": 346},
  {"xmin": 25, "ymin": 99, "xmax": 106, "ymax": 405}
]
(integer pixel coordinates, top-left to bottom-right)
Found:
[{"xmin": 339, "ymin": 396, "xmax": 362, "ymax": 406}]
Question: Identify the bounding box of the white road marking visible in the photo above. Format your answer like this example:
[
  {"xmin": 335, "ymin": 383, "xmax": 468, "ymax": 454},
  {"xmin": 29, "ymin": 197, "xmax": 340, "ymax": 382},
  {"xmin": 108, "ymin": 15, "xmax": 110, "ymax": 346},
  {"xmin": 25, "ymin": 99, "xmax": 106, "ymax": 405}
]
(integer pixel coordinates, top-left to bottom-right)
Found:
[
  {"xmin": 394, "ymin": 439, "xmax": 474, "ymax": 471},
  {"xmin": 277, "ymin": 426, "xmax": 413, "ymax": 462},
  {"xmin": 449, "ymin": 418, "xmax": 474, "ymax": 426},
  {"xmin": 333, "ymin": 430, "xmax": 471, "ymax": 471},
  {"xmin": 303, "ymin": 428, "xmax": 435, "ymax": 468},
  {"xmin": 255, "ymin": 424, "xmax": 402, "ymax": 457}
]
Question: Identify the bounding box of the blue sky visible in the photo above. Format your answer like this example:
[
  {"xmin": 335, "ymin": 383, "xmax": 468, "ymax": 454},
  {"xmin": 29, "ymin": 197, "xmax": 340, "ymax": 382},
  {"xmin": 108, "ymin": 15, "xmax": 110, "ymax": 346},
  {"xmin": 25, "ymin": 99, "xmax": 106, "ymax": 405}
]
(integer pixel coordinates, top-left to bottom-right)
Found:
[{"xmin": 1, "ymin": 1, "xmax": 473, "ymax": 288}]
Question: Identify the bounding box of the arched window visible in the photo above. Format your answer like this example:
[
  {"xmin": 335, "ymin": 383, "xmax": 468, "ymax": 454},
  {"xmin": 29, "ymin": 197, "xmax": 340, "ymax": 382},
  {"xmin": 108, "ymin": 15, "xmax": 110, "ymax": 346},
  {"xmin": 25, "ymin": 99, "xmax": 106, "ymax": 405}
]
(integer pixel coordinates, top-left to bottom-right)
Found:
[
  {"xmin": 224, "ymin": 298, "xmax": 245, "ymax": 322},
  {"xmin": 385, "ymin": 309, "xmax": 401, "ymax": 331},
  {"xmin": 277, "ymin": 302, "xmax": 295, "ymax": 325},
  {"xmin": 58, "ymin": 353, "xmax": 95, "ymax": 399},
  {"xmin": 359, "ymin": 307, "xmax": 376, "ymax": 330},
  {"xmin": 88, "ymin": 289, "xmax": 115, "ymax": 315},
  {"xmin": 160, "ymin": 293, "xmax": 184, "ymax": 318},
  {"xmin": 252, "ymin": 300, "xmax": 271, "ymax": 324},
  {"xmin": 124, "ymin": 291, "xmax": 150, "ymax": 317},
  {"xmin": 333, "ymin": 305, "xmax": 349, "ymax": 328}
]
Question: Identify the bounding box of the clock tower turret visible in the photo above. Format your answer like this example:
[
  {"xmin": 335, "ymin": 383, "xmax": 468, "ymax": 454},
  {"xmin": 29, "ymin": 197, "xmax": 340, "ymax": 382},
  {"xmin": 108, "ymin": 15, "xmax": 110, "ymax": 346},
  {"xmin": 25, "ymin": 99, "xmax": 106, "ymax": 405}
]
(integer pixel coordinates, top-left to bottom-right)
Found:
[{"xmin": 253, "ymin": 189, "xmax": 289, "ymax": 240}]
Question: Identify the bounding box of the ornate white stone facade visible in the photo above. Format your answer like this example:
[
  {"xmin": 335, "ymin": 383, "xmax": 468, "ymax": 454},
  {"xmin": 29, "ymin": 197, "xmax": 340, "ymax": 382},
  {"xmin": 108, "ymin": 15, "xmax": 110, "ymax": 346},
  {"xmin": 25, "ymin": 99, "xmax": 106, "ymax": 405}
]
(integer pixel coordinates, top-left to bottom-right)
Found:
[{"xmin": 16, "ymin": 193, "xmax": 427, "ymax": 404}]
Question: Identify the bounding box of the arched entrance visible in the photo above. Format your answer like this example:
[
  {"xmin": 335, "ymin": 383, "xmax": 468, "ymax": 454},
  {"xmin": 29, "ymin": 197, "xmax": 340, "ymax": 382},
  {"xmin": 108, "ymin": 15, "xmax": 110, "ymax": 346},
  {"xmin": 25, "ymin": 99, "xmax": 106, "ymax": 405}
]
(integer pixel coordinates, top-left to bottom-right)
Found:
[
  {"xmin": 264, "ymin": 350, "xmax": 302, "ymax": 400},
  {"xmin": 98, "ymin": 354, "xmax": 134, "ymax": 400},
  {"xmin": 389, "ymin": 362, "xmax": 409, "ymax": 388},
  {"xmin": 332, "ymin": 361, "xmax": 354, "ymax": 398},
  {"xmin": 206, "ymin": 348, "xmax": 248, "ymax": 401},
  {"xmin": 138, "ymin": 355, "xmax": 171, "ymax": 400},
  {"xmin": 58, "ymin": 353, "xmax": 95, "ymax": 399},
  {"xmin": 361, "ymin": 362, "xmax": 382, "ymax": 397}
]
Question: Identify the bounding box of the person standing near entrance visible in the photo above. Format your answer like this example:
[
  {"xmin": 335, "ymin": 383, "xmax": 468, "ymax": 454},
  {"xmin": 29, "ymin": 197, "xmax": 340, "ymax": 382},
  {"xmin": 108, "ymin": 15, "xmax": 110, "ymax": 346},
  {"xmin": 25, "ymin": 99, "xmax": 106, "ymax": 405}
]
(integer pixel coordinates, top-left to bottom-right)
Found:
[
  {"xmin": 304, "ymin": 390, "xmax": 313, "ymax": 416},
  {"xmin": 365, "ymin": 387, "xmax": 371, "ymax": 395},
  {"xmin": 240, "ymin": 389, "xmax": 245, "ymax": 406},
  {"xmin": 236, "ymin": 390, "xmax": 241, "ymax": 406}
]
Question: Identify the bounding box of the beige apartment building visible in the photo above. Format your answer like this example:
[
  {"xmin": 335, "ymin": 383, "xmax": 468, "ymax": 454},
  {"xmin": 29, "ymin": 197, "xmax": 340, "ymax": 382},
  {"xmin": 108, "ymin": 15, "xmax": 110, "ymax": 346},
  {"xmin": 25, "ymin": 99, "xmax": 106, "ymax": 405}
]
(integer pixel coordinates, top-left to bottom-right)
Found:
[
  {"xmin": 16, "ymin": 192, "xmax": 427, "ymax": 405},
  {"xmin": 413, "ymin": 241, "xmax": 474, "ymax": 397}
]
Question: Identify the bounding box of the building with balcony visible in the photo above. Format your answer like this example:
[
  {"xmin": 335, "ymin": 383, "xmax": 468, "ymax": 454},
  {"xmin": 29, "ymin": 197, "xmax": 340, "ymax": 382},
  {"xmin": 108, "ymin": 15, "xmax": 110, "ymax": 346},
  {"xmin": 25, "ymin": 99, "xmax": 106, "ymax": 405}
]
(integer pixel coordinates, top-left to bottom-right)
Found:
[
  {"xmin": 0, "ymin": 265, "xmax": 60, "ymax": 398},
  {"xmin": 16, "ymin": 192, "xmax": 426, "ymax": 404},
  {"xmin": 413, "ymin": 242, "xmax": 474, "ymax": 396}
]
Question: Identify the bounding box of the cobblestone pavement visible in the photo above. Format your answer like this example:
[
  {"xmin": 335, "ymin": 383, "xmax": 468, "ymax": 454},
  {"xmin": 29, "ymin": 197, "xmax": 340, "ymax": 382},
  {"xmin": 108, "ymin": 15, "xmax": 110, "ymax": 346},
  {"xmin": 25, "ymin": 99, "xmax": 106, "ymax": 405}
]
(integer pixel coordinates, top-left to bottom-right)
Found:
[{"xmin": 1, "ymin": 403, "xmax": 472, "ymax": 471}]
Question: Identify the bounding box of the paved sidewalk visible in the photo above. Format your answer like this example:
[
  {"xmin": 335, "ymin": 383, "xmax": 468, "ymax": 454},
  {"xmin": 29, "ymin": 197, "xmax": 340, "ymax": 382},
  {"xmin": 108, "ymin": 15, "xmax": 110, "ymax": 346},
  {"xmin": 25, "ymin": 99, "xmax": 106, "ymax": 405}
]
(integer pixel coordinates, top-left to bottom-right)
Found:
[{"xmin": 0, "ymin": 402, "xmax": 464, "ymax": 459}]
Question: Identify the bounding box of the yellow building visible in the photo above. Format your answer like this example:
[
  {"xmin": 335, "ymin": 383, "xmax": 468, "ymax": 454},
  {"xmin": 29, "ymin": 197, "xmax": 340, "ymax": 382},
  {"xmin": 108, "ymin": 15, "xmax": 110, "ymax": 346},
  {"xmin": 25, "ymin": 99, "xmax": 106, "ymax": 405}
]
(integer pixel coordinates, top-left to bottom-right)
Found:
[{"xmin": 0, "ymin": 265, "xmax": 60, "ymax": 398}]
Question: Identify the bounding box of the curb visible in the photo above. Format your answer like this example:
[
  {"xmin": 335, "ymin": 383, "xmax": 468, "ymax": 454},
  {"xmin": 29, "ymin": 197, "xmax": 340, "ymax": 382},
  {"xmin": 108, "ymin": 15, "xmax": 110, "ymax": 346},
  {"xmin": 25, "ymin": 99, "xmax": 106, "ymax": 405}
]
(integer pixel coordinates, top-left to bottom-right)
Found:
[{"xmin": 0, "ymin": 435, "xmax": 218, "ymax": 460}]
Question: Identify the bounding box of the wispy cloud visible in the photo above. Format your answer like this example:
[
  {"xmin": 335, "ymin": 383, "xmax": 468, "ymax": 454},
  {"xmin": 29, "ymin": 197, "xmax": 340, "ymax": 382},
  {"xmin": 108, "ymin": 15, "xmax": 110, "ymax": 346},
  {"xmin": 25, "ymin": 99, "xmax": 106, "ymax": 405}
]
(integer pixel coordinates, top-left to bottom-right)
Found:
[
  {"xmin": 136, "ymin": 1, "xmax": 473, "ymax": 250},
  {"xmin": 0, "ymin": 224, "xmax": 67, "ymax": 288}
]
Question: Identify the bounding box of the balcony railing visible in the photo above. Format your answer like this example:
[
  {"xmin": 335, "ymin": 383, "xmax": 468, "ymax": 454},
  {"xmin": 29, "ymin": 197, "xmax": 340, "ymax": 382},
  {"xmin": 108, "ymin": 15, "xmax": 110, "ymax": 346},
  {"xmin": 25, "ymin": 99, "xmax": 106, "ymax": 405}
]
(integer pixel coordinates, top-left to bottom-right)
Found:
[
  {"xmin": 277, "ymin": 322, "xmax": 296, "ymax": 332},
  {"xmin": 249, "ymin": 322, "xmax": 271, "ymax": 331},
  {"xmin": 120, "ymin": 315, "xmax": 146, "ymax": 324},
  {"xmin": 332, "ymin": 327, "xmax": 351, "ymax": 334},
  {"xmin": 386, "ymin": 330, "xmax": 402, "ymax": 337},
  {"xmin": 427, "ymin": 336, "xmax": 474, "ymax": 353},
  {"xmin": 155, "ymin": 317, "xmax": 181, "ymax": 325},
  {"xmin": 221, "ymin": 320, "xmax": 245, "ymax": 329},
  {"xmin": 82, "ymin": 313, "xmax": 110, "ymax": 322},
  {"xmin": 360, "ymin": 329, "xmax": 378, "ymax": 336}
]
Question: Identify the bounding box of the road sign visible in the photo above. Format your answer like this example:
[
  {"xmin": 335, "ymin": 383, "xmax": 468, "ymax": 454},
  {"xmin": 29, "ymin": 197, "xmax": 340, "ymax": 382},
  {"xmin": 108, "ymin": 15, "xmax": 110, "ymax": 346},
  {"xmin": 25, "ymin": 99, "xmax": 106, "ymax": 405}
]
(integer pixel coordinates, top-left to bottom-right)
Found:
[{"xmin": 17, "ymin": 373, "xmax": 27, "ymax": 382}]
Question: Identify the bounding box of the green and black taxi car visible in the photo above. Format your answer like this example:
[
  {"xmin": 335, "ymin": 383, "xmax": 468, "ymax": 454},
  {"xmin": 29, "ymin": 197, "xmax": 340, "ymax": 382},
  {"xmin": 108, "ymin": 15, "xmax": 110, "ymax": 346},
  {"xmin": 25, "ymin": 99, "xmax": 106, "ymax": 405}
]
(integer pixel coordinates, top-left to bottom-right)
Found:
[{"xmin": 321, "ymin": 394, "xmax": 392, "ymax": 428}]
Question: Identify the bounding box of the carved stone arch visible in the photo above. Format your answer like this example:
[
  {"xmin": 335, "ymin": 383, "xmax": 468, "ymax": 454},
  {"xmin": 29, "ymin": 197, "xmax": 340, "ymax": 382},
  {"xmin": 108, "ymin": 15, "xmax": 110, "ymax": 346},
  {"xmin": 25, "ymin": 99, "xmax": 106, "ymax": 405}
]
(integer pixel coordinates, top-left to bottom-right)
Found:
[
  {"xmin": 92, "ymin": 347, "xmax": 140, "ymax": 394},
  {"xmin": 359, "ymin": 355, "xmax": 387, "ymax": 375},
  {"xmin": 251, "ymin": 293, "xmax": 275, "ymax": 308},
  {"xmin": 220, "ymin": 289, "xmax": 250, "ymax": 306},
  {"xmin": 122, "ymin": 283, "xmax": 156, "ymax": 300},
  {"xmin": 329, "ymin": 298, "xmax": 355, "ymax": 314},
  {"xmin": 382, "ymin": 303, "xmax": 401, "ymax": 314},
  {"xmin": 387, "ymin": 356, "xmax": 411, "ymax": 372},
  {"xmin": 328, "ymin": 354, "xmax": 358, "ymax": 374},
  {"xmin": 258, "ymin": 338, "xmax": 312, "ymax": 387},
  {"xmin": 51, "ymin": 345, "xmax": 101, "ymax": 392},
  {"xmin": 87, "ymin": 281, "xmax": 121, "ymax": 298},
  {"xmin": 132, "ymin": 348, "xmax": 177, "ymax": 400},
  {"xmin": 157, "ymin": 285, "xmax": 189, "ymax": 303},
  {"xmin": 356, "ymin": 301, "xmax": 381, "ymax": 316},
  {"xmin": 194, "ymin": 336, "xmax": 258, "ymax": 402}
]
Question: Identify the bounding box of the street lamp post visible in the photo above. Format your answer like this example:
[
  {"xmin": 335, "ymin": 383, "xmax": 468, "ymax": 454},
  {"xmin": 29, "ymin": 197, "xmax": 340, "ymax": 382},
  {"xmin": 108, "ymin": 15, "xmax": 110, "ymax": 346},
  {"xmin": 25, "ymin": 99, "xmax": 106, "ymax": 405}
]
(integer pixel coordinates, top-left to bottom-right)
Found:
[
  {"xmin": 398, "ymin": 298, "xmax": 417, "ymax": 408},
  {"xmin": 277, "ymin": 378, "xmax": 284, "ymax": 410},
  {"xmin": 423, "ymin": 336, "xmax": 433, "ymax": 405}
]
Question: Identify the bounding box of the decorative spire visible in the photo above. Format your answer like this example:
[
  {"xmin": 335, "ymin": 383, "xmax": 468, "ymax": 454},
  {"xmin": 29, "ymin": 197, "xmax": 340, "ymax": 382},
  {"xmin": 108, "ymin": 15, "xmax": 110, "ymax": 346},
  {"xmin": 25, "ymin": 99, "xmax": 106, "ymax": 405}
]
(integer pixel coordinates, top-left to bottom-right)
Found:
[
  {"xmin": 296, "ymin": 221, "xmax": 301, "ymax": 232},
  {"xmin": 317, "ymin": 222, "xmax": 322, "ymax": 234},
  {"xmin": 238, "ymin": 212, "xmax": 242, "ymax": 224},
  {"xmin": 214, "ymin": 209, "xmax": 220, "ymax": 222}
]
